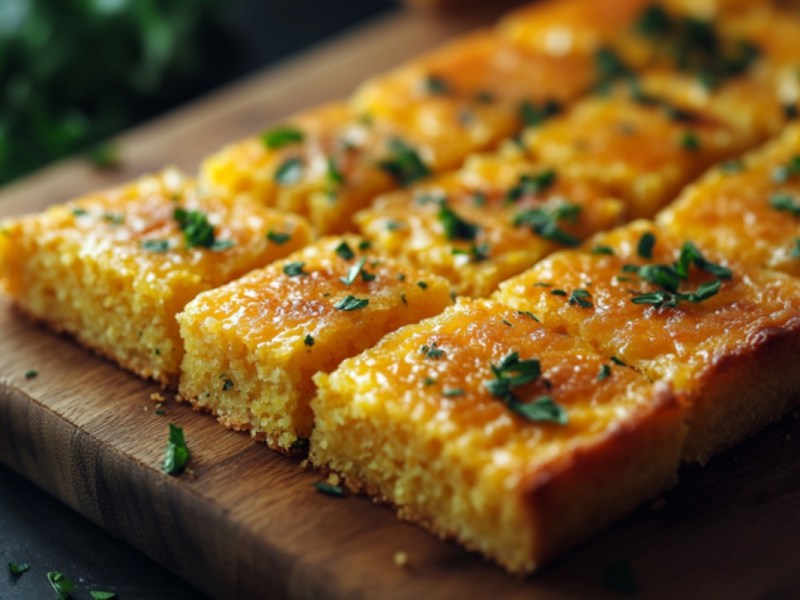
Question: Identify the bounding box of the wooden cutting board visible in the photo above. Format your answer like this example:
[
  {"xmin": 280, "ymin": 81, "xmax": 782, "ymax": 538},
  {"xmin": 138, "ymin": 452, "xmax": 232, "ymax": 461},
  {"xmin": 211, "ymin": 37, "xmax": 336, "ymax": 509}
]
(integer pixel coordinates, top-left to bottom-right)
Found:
[{"xmin": 1, "ymin": 8, "xmax": 799, "ymax": 600}]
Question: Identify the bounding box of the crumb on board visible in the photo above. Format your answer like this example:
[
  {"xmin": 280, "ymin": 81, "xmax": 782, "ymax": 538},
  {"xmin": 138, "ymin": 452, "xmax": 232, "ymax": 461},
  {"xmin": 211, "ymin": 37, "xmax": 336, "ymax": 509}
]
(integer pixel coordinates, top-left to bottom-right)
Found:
[
  {"xmin": 150, "ymin": 392, "xmax": 166, "ymax": 403},
  {"xmin": 394, "ymin": 551, "xmax": 408, "ymax": 568}
]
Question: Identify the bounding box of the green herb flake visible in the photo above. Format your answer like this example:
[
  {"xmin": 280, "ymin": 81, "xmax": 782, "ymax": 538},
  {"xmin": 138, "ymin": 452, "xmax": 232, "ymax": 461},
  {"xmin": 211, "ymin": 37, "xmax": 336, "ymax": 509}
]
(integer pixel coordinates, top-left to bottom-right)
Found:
[
  {"xmin": 161, "ymin": 423, "xmax": 190, "ymax": 476},
  {"xmin": 423, "ymin": 74, "xmax": 451, "ymax": 96},
  {"xmin": 611, "ymin": 355, "xmax": 627, "ymax": 366},
  {"xmin": 274, "ymin": 157, "xmax": 304, "ymax": 185},
  {"xmin": 771, "ymin": 157, "xmax": 800, "ymax": 183},
  {"xmin": 102, "ymin": 212, "xmax": 125, "ymax": 226},
  {"xmin": 400, "ymin": 293, "xmax": 407, "ymax": 305},
  {"xmin": 313, "ymin": 481, "xmax": 346, "ymax": 497},
  {"xmin": 417, "ymin": 280, "xmax": 428, "ymax": 290},
  {"xmin": 47, "ymin": 571, "xmax": 76, "ymax": 600},
  {"xmin": 517, "ymin": 310, "xmax": 540, "ymax": 322},
  {"xmin": 358, "ymin": 240, "xmax": 372, "ymax": 251},
  {"xmin": 304, "ymin": 334, "xmax": 315, "ymax": 347},
  {"xmin": 631, "ymin": 279, "xmax": 721, "ymax": 307},
  {"xmin": 326, "ymin": 156, "xmax": 345, "ymax": 189},
  {"xmin": 770, "ymin": 192, "xmax": 800, "ymax": 215},
  {"xmin": 71, "ymin": 208, "xmax": 88, "ymax": 217},
  {"xmin": 593, "ymin": 46, "xmax": 634, "ymax": 91},
  {"xmin": 267, "ymin": 230, "xmax": 291, "ymax": 245},
  {"xmin": 637, "ymin": 232, "xmax": 656, "ymax": 259},
  {"xmin": 512, "ymin": 202, "xmax": 581, "ymax": 246},
  {"xmin": 422, "ymin": 377, "xmax": 437, "ymax": 386},
  {"xmin": 24, "ymin": 369, "xmax": 38, "ymax": 379},
  {"xmin": 443, "ymin": 387, "xmax": 465, "ymax": 398},
  {"xmin": 550, "ymin": 289, "xmax": 567, "ymax": 297},
  {"xmin": 505, "ymin": 170, "xmax": 557, "ymax": 202},
  {"xmin": 334, "ymin": 241, "xmax": 356, "ymax": 261},
  {"xmin": 283, "ymin": 261, "xmax": 307, "ymax": 278},
  {"xmin": 173, "ymin": 208, "xmax": 232, "ymax": 250},
  {"xmin": 334, "ymin": 295, "xmax": 369, "ymax": 311},
  {"xmin": 437, "ymin": 200, "xmax": 480, "ymax": 241},
  {"xmin": 597, "ymin": 364, "xmax": 612, "ymax": 381},
  {"xmin": 378, "ymin": 138, "xmax": 430, "ymax": 186},
  {"xmin": 680, "ymin": 131, "xmax": 700, "ymax": 151},
  {"xmin": 340, "ymin": 256, "xmax": 373, "ymax": 285},
  {"xmin": 519, "ymin": 99, "xmax": 561, "ymax": 127},
  {"xmin": 261, "ymin": 126, "xmax": 305, "ymax": 149},
  {"xmin": 141, "ymin": 239, "xmax": 170, "ymax": 253},
  {"xmin": 791, "ymin": 238, "xmax": 800, "ymax": 259},
  {"xmin": 421, "ymin": 342, "xmax": 444, "ymax": 359},
  {"xmin": 90, "ymin": 592, "xmax": 118, "ymax": 600},
  {"xmin": 719, "ymin": 159, "xmax": 744, "ymax": 174},
  {"xmin": 508, "ymin": 395, "xmax": 568, "ymax": 425},
  {"xmin": 8, "ymin": 562, "xmax": 30, "ymax": 575},
  {"xmin": 601, "ymin": 558, "xmax": 638, "ymax": 595},
  {"xmin": 452, "ymin": 243, "xmax": 490, "ymax": 262},
  {"xmin": 592, "ymin": 244, "xmax": 615, "ymax": 256},
  {"xmin": 568, "ymin": 289, "xmax": 593, "ymax": 308}
]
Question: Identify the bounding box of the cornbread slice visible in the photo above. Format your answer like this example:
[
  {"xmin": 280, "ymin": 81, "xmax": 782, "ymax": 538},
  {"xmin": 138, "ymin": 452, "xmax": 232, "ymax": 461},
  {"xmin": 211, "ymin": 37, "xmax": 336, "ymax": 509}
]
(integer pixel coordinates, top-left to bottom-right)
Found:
[
  {"xmin": 493, "ymin": 221, "xmax": 800, "ymax": 462},
  {"xmin": 310, "ymin": 298, "xmax": 685, "ymax": 573},
  {"xmin": 177, "ymin": 235, "xmax": 452, "ymax": 450},
  {"xmin": 658, "ymin": 123, "xmax": 800, "ymax": 276},
  {"xmin": 356, "ymin": 153, "xmax": 625, "ymax": 297},
  {"xmin": 0, "ymin": 169, "xmax": 312, "ymax": 386}
]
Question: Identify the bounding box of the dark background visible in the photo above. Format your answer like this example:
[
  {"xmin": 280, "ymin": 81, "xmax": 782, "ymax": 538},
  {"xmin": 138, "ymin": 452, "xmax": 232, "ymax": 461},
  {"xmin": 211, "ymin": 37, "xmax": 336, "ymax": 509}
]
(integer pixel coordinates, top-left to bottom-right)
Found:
[{"xmin": 1, "ymin": 1, "xmax": 392, "ymax": 598}]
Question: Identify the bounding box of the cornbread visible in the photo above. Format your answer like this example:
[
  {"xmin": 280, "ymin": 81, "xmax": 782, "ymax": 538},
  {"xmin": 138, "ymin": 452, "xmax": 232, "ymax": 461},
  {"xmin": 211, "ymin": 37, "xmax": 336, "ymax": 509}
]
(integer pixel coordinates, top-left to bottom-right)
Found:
[
  {"xmin": 356, "ymin": 153, "xmax": 625, "ymax": 296},
  {"xmin": 493, "ymin": 221, "xmax": 800, "ymax": 462},
  {"xmin": 0, "ymin": 169, "xmax": 312, "ymax": 386},
  {"xmin": 177, "ymin": 235, "xmax": 452, "ymax": 450},
  {"xmin": 310, "ymin": 298, "xmax": 685, "ymax": 573},
  {"xmin": 658, "ymin": 122, "xmax": 800, "ymax": 276}
]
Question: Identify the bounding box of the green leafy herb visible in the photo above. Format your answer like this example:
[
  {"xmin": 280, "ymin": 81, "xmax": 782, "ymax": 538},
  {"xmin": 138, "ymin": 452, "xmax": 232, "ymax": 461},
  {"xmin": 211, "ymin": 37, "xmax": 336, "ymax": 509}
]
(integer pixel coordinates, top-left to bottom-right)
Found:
[
  {"xmin": 141, "ymin": 239, "xmax": 170, "ymax": 253},
  {"xmin": 597, "ymin": 364, "xmax": 612, "ymax": 381},
  {"xmin": 512, "ymin": 202, "xmax": 581, "ymax": 246},
  {"xmin": 442, "ymin": 387, "xmax": 464, "ymax": 397},
  {"xmin": 274, "ymin": 157, "xmax": 304, "ymax": 185},
  {"xmin": 422, "ymin": 377, "xmax": 437, "ymax": 386},
  {"xmin": 304, "ymin": 334, "xmax": 315, "ymax": 347},
  {"xmin": 636, "ymin": 4, "xmax": 671, "ymax": 36},
  {"xmin": 313, "ymin": 481, "xmax": 345, "ymax": 497},
  {"xmin": 222, "ymin": 376, "xmax": 233, "ymax": 391},
  {"xmin": 47, "ymin": 571, "xmax": 76, "ymax": 600},
  {"xmin": 102, "ymin": 212, "xmax": 124, "ymax": 226},
  {"xmin": 8, "ymin": 562, "xmax": 30, "ymax": 575},
  {"xmin": 719, "ymin": 159, "xmax": 744, "ymax": 174},
  {"xmin": 792, "ymin": 238, "xmax": 800, "ymax": 259},
  {"xmin": 592, "ymin": 244, "xmax": 615, "ymax": 256},
  {"xmin": 632, "ymin": 279, "xmax": 721, "ymax": 307},
  {"xmin": 173, "ymin": 208, "xmax": 232, "ymax": 251},
  {"xmin": 437, "ymin": 200, "xmax": 480, "ymax": 241},
  {"xmin": 452, "ymin": 243, "xmax": 490, "ymax": 262},
  {"xmin": 261, "ymin": 126, "xmax": 304, "ymax": 149},
  {"xmin": 484, "ymin": 352, "xmax": 541, "ymax": 402},
  {"xmin": 594, "ymin": 46, "xmax": 634, "ymax": 91},
  {"xmin": 340, "ymin": 256, "xmax": 373, "ymax": 285},
  {"xmin": 611, "ymin": 355, "xmax": 627, "ymax": 366},
  {"xmin": 90, "ymin": 592, "xmax": 118, "ymax": 600},
  {"xmin": 283, "ymin": 261, "xmax": 307, "ymax": 277},
  {"xmin": 334, "ymin": 295, "xmax": 369, "ymax": 311},
  {"xmin": 378, "ymin": 138, "xmax": 430, "ymax": 186},
  {"xmin": 334, "ymin": 241, "xmax": 356, "ymax": 260},
  {"xmin": 421, "ymin": 342, "xmax": 444, "ymax": 359},
  {"xmin": 326, "ymin": 156, "xmax": 345, "ymax": 189},
  {"xmin": 680, "ymin": 131, "xmax": 700, "ymax": 150},
  {"xmin": 550, "ymin": 289, "xmax": 567, "ymax": 297},
  {"xmin": 772, "ymin": 156, "xmax": 800, "ymax": 183},
  {"xmin": 770, "ymin": 192, "xmax": 800, "ymax": 215},
  {"xmin": 637, "ymin": 232, "xmax": 656, "ymax": 259},
  {"xmin": 423, "ymin": 74, "xmax": 451, "ymax": 95},
  {"xmin": 508, "ymin": 395, "xmax": 568, "ymax": 425},
  {"xmin": 568, "ymin": 289, "xmax": 593, "ymax": 308},
  {"xmin": 161, "ymin": 423, "xmax": 190, "ymax": 476},
  {"xmin": 519, "ymin": 99, "xmax": 561, "ymax": 127},
  {"xmin": 505, "ymin": 170, "xmax": 557, "ymax": 202},
  {"xmin": 71, "ymin": 208, "xmax": 88, "ymax": 217},
  {"xmin": 417, "ymin": 280, "xmax": 428, "ymax": 290},
  {"xmin": 24, "ymin": 369, "xmax": 38, "ymax": 379},
  {"xmin": 267, "ymin": 230, "xmax": 291, "ymax": 245},
  {"xmin": 517, "ymin": 310, "xmax": 540, "ymax": 322}
]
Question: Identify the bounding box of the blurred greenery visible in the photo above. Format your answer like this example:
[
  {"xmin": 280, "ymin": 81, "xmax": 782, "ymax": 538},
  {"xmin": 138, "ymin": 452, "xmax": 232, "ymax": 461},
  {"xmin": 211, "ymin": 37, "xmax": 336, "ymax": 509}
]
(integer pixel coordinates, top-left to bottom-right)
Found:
[{"xmin": 0, "ymin": 0, "xmax": 234, "ymax": 185}]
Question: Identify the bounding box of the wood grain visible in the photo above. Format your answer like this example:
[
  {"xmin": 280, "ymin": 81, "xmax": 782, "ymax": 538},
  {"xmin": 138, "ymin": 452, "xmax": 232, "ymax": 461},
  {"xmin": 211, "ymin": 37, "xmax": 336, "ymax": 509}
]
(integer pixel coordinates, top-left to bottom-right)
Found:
[{"xmin": 1, "ymin": 8, "xmax": 800, "ymax": 600}]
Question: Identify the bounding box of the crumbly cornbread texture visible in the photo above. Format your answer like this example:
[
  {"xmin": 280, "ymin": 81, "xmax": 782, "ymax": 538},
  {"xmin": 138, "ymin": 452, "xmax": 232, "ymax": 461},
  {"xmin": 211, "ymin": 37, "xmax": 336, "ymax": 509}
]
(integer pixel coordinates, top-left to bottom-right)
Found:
[
  {"xmin": 310, "ymin": 298, "xmax": 685, "ymax": 573},
  {"xmin": 0, "ymin": 169, "xmax": 312, "ymax": 386},
  {"xmin": 177, "ymin": 235, "xmax": 452, "ymax": 451}
]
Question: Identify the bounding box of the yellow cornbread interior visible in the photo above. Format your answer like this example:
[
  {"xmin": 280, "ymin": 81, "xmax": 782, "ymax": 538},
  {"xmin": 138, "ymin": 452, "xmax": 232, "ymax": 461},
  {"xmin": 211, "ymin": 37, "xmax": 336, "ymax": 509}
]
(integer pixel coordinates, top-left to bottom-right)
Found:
[
  {"xmin": 0, "ymin": 169, "xmax": 312, "ymax": 386},
  {"xmin": 177, "ymin": 235, "xmax": 452, "ymax": 450},
  {"xmin": 311, "ymin": 298, "xmax": 685, "ymax": 572}
]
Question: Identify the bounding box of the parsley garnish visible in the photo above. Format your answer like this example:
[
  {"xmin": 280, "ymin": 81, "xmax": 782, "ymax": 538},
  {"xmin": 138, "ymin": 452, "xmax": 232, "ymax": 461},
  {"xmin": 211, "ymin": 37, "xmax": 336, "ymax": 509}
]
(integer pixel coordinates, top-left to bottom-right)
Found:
[
  {"xmin": 262, "ymin": 126, "xmax": 304, "ymax": 149},
  {"xmin": 792, "ymin": 238, "xmax": 800, "ymax": 259},
  {"xmin": 417, "ymin": 280, "xmax": 428, "ymax": 289},
  {"xmin": 505, "ymin": 170, "xmax": 556, "ymax": 202},
  {"xmin": 173, "ymin": 208, "xmax": 232, "ymax": 251},
  {"xmin": 335, "ymin": 241, "xmax": 355, "ymax": 260},
  {"xmin": 334, "ymin": 295, "xmax": 369, "ymax": 311},
  {"xmin": 517, "ymin": 310, "xmax": 540, "ymax": 322},
  {"xmin": 770, "ymin": 192, "xmax": 800, "ymax": 215},
  {"xmin": 631, "ymin": 279, "xmax": 721, "ymax": 307},
  {"xmin": 611, "ymin": 355, "xmax": 627, "ymax": 366},
  {"xmin": 267, "ymin": 230, "xmax": 291, "ymax": 245},
  {"xmin": 421, "ymin": 342, "xmax": 444, "ymax": 359},
  {"xmin": 283, "ymin": 261, "xmax": 307, "ymax": 277},
  {"xmin": 90, "ymin": 592, "xmax": 117, "ymax": 600},
  {"xmin": 71, "ymin": 208, "xmax": 88, "ymax": 217},
  {"xmin": 680, "ymin": 131, "xmax": 700, "ymax": 150},
  {"xmin": 221, "ymin": 376, "xmax": 234, "ymax": 391},
  {"xmin": 24, "ymin": 369, "xmax": 38, "ymax": 379},
  {"xmin": 484, "ymin": 352, "xmax": 539, "ymax": 400},
  {"xmin": 47, "ymin": 571, "xmax": 76, "ymax": 600},
  {"xmin": 141, "ymin": 239, "xmax": 170, "ymax": 253},
  {"xmin": 161, "ymin": 423, "xmax": 190, "ymax": 476},
  {"xmin": 8, "ymin": 562, "xmax": 30, "ymax": 575},
  {"xmin": 594, "ymin": 46, "xmax": 634, "ymax": 91},
  {"xmin": 592, "ymin": 244, "xmax": 615, "ymax": 256},
  {"xmin": 519, "ymin": 99, "xmax": 561, "ymax": 127},
  {"xmin": 423, "ymin": 74, "xmax": 451, "ymax": 95},
  {"xmin": 512, "ymin": 202, "xmax": 581, "ymax": 246},
  {"xmin": 597, "ymin": 364, "xmax": 612, "ymax": 381},
  {"xmin": 442, "ymin": 387, "xmax": 464, "ymax": 397},
  {"xmin": 437, "ymin": 200, "xmax": 479, "ymax": 241},
  {"xmin": 340, "ymin": 256, "xmax": 373, "ymax": 285},
  {"xmin": 550, "ymin": 289, "xmax": 567, "ymax": 297},
  {"xmin": 326, "ymin": 156, "xmax": 345, "ymax": 191},
  {"xmin": 452, "ymin": 243, "xmax": 490, "ymax": 262},
  {"xmin": 304, "ymin": 334, "xmax": 315, "ymax": 347},
  {"xmin": 313, "ymin": 481, "xmax": 345, "ymax": 497},
  {"xmin": 772, "ymin": 156, "xmax": 800, "ymax": 183},
  {"xmin": 274, "ymin": 157, "xmax": 304, "ymax": 184},
  {"xmin": 378, "ymin": 138, "xmax": 430, "ymax": 186},
  {"xmin": 102, "ymin": 212, "xmax": 124, "ymax": 226},
  {"xmin": 568, "ymin": 289, "xmax": 593, "ymax": 308},
  {"xmin": 422, "ymin": 377, "xmax": 437, "ymax": 386},
  {"xmin": 637, "ymin": 232, "xmax": 656, "ymax": 259}
]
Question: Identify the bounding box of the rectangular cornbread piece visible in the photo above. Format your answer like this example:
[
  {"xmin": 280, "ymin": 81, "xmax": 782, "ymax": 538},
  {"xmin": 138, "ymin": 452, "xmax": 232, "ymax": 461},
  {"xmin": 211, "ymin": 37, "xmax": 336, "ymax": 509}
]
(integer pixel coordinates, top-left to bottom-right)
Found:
[
  {"xmin": 310, "ymin": 298, "xmax": 685, "ymax": 573},
  {"xmin": 177, "ymin": 235, "xmax": 452, "ymax": 451},
  {"xmin": 658, "ymin": 122, "xmax": 800, "ymax": 276},
  {"xmin": 493, "ymin": 220, "xmax": 800, "ymax": 463},
  {"xmin": 0, "ymin": 169, "xmax": 312, "ymax": 387},
  {"xmin": 356, "ymin": 153, "xmax": 625, "ymax": 297}
]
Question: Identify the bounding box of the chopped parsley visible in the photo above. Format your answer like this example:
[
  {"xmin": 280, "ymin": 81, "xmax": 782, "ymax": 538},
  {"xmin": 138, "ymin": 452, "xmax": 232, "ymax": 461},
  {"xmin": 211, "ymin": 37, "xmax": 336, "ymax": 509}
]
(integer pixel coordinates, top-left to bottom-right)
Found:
[
  {"xmin": 517, "ymin": 310, "xmax": 540, "ymax": 322},
  {"xmin": 792, "ymin": 238, "xmax": 800, "ymax": 259},
  {"xmin": 304, "ymin": 334, "xmax": 315, "ymax": 347},
  {"xmin": 47, "ymin": 571, "xmax": 76, "ymax": 600},
  {"xmin": 221, "ymin": 376, "xmax": 234, "ymax": 391},
  {"xmin": 334, "ymin": 295, "xmax": 369, "ymax": 311},
  {"xmin": 568, "ymin": 289, "xmax": 593, "ymax": 308},
  {"xmin": 326, "ymin": 156, "xmax": 345, "ymax": 190},
  {"xmin": 8, "ymin": 562, "xmax": 30, "ymax": 575},
  {"xmin": 631, "ymin": 279, "xmax": 721, "ymax": 307},
  {"xmin": 335, "ymin": 240, "xmax": 356, "ymax": 260},
  {"xmin": 283, "ymin": 261, "xmax": 307, "ymax": 277},
  {"xmin": 719, "ymin": 159, "xmax": 744, "ymax": 174},
  {"xmin": 594, "ymin": 46, "xmax": 634, "ymax": 91},
  {"xmin": 24, "ymin": 369, "xmax": 38, "ymax": 379},
  {"xmin": 102, "ymin": 212, "xmax": 124, "ymax": 226},
  {"xmin": 772, "ymin": 156, "xmax": 800, "ymax": 184},
  {"xmin": 313, "ymin": 481, "xmax": 345, "ymax": 497},
  {"xmin": 71, "ymin": 208, "xmax": 88, "ymax": 217},
  {"xmin": 423, "ymin": 74, "xmax": 451, "ymax": 95},
  {"xmin": 550, "ymin": 289, "xmax": 567, "ymax": 297},
  {"xmin": 442, "ymin": 387, "xmax": 464, "ymax": 398},
  {"xmin": 770, "ymin": 192, "xmax": 800, "ymax": 216},
  {"xmin": 680, "ymin": 131, "xmax": 700, "ymax": 151},
  {"xmin": 274, "ymin": 157, "xmax": 304, "ymax": 184},
  {"xmin": 421, "ymin": 342, "xmax": 444, "ymax": 359},
  {"xmin": 267, "ymin": 230, "xmax": 291, "ymax": 245},
  {"xmin": 161, "ymin": 423, "xmax": 190, "ymax": 476},
  {"xmin": 141, "ymin": 239, "xmax": 170, "ymax": 253},
  {"xmin": 417, "ymin": 280, "xmax": 428, "ymax": 290},
  {"xmin": 378, "ymin": 138, "xmax": 431, "ymax": 186},
  {"xmin": 505, "ymin": 170, "xmax": 557, "ymax": 202},
  {"xmin": 611, "ymin": 355, "xmax": 627, "ymax": 366},
  {"xmin": 519, "ymin": 99, "xmax": 561, "ymax": 127},
  {"xmin": 340, "ymin": 256, "xmax": 373, "ymax": 285},
  {"xmin": 592, "ymin": 244, "xmax": 615, "ymax": 256},
  {"xmin": 452, "ymin": 243, "xmax": 490, "ymax": 262},
  {"xmin": 597, "ymin": 364, "xmax": 612, "ymax": 381},
  {"xmin": 512, "ymin": 202, "xmax": 581, "ymax": 246},
  {"xmin": 437, "ymin": 200, "xmax": 480, "ymax": 241},
  {"xmin": 358, "ymin": 239, "xmax": 372, "ymax": 251},
  {"xmin": 637, "ymin": 231, "xmax": 656, "ymax": 259},
  {"xmin": 422, "ymin": 377, "xmax": 437, "ymax": 386},
  {"xmin": 261, "ymin": 126, "xmax": 304, "ymax": 149},
  {"xmin": 173, "ymin": 208, "xmax": 232, "ymax": 251},
  {"xmin": 90, "ymin": 592, "xmax": 117, "ymax": 600}
]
